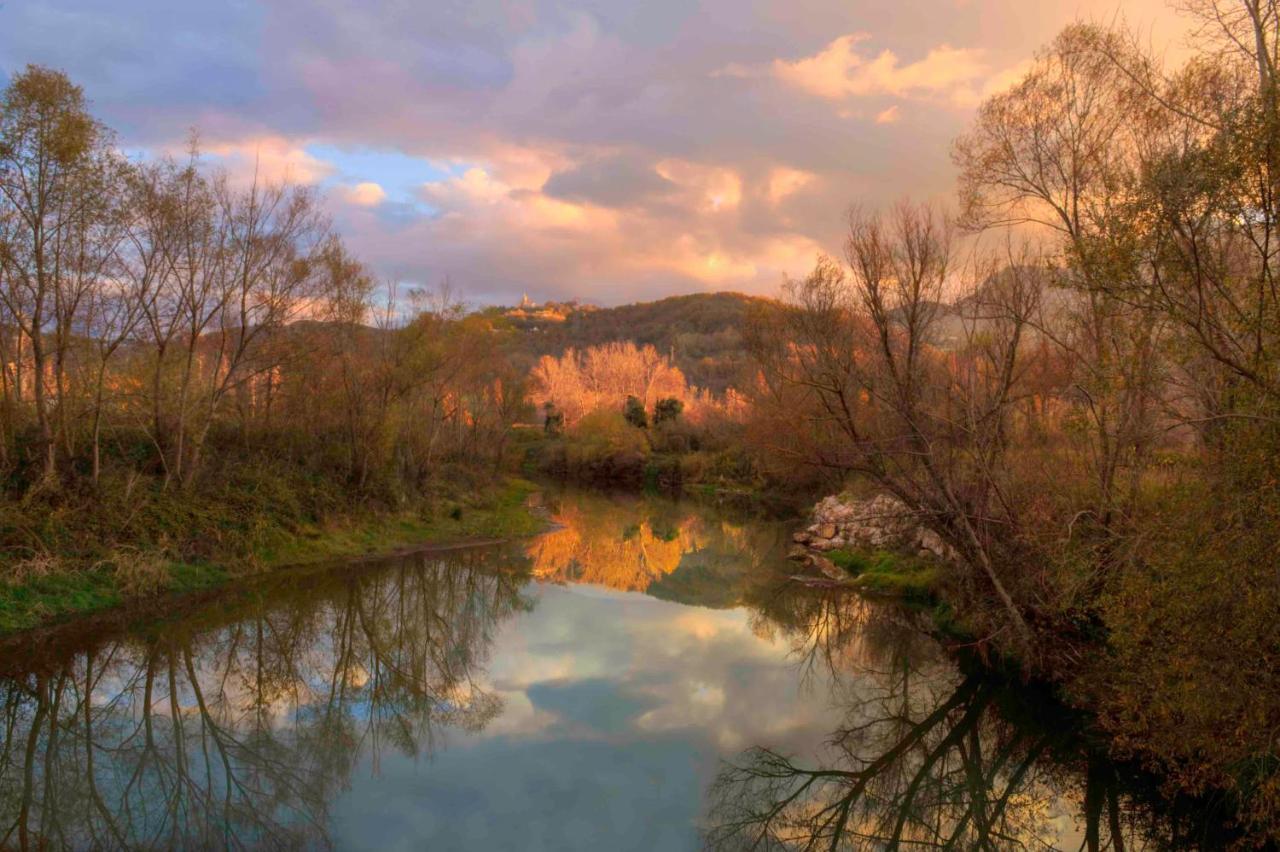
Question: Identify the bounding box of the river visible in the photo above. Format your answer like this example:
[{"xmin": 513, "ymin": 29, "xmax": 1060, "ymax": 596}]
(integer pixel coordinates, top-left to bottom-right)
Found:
[{"xmin": 0, "ymin": 489, "xmax": 1236, "ymax": 850}]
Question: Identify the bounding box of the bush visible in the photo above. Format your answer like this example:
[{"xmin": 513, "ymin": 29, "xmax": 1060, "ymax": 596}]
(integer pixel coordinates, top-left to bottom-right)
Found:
[
  {"xmin": 653, "ymin": 397, "xmax": 684, "ymax": 425},
  {"xmin": 109, "ymin": 548, "xmax": 171, "ymax": 597},
  {"xmin": 623, "ymin": 395, "xmax": 649, "ymax": 429},
  {"xmin": 558, "ymin": 409, "xmax": 651, "ymax": 483}
]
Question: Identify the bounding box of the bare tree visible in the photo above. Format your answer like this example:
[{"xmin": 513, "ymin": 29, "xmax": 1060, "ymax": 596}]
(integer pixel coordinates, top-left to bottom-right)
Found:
[
  {"xmin": 749, "ymin": 203, "xmax": 1043, "ymax": 656},
  {"xmin": 954, "ymin": 24, "xmax": 1168, "ymax": 543}
]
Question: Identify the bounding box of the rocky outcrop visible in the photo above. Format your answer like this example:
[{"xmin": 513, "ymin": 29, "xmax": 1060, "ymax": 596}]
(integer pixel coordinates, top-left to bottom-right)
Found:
[{"xmin": 789, "ymin": 493, "xmax": 958, "ymax": 572}]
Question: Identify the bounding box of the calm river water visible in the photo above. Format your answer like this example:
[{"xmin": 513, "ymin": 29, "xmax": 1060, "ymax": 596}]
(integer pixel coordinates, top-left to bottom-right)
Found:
[{"xmin": 0, "ymin": 490, "xmax": 1233, "ymax": 850}]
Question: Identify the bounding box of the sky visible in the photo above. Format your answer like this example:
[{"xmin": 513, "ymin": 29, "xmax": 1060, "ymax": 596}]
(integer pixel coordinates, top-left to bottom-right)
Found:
[{"xmin": 0, "ymin": 0, "xmax": 1188, "ymax": 307}]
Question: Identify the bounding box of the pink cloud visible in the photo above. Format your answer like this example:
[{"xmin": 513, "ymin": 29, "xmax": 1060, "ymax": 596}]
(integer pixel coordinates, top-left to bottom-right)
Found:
[
  {"xmin": 875, "ymin": 105, "xmax": 901, "ymax": 124},
  {"xmin": 24, "ymin": 0, "xmax": 1190, "ymax": 305},
  {"xmin": 772, "ymin": 34, "xmax": 1002, "ymax": 106},
  {"xmin": 343, "ymin": 181, "xmax": 388, "ymax": 206},
  {"xmin": 203, "ymin": 136, "xmax": 335, "ymax": 185}
]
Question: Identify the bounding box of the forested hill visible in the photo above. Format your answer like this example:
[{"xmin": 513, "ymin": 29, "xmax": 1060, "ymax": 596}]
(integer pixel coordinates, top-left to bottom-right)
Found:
[{"xmin": 488, "ymin": 292, "xmax": 768, "ymax": 393}]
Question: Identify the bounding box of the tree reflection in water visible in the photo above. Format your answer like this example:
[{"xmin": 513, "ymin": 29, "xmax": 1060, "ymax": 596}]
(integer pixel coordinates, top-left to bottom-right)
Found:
[
  {"xmin": 0, "ymin": 548, "xmax": 530, "ymax": 850},
  {"xmin": 527, "ymin": 489, "xmax": 789, "ymax": 606},
  {"xmin": 0, "ymin": 493, "xmax": 1246, "ymax": 850},
  {"xmin": 709, "ymin": 584, "xmax": 1239, "ymax": 851},
  {"xmin": 527, "ymin": 493, "xmax": 694, "ymax": 590}
]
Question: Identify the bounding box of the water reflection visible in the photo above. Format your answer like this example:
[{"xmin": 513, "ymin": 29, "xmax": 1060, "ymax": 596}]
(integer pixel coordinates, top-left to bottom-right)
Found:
[
  {"xmin": 527, "ymin": 490, "xmax": 787, "ymax": 607},
  {"xmin": 0, "ymin": 491, "xmax": 1241, "ymax": 850},
  {"xmin": 0, "ymin": 549, "xmax": 529, "ymax": 849},
  {"xmin": 709, "ymin": 582, "xmax": 1240, "ymax": 851}
]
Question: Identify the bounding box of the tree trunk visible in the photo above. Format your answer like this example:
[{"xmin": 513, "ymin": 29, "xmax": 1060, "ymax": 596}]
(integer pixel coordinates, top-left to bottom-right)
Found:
[{"xmin": 30, "ymin": 324, "xmax": 56, "ymax": 485}]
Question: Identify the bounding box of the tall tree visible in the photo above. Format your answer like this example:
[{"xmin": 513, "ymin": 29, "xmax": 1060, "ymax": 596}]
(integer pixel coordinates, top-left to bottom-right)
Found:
[{"xmin": 0, "ymin": 66, "xmax": 108, "ymax": 485}]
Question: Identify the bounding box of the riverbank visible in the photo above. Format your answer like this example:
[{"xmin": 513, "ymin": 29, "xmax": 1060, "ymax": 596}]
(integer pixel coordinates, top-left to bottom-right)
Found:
[
  {"xmin": 786, "ymin": 493, "xmax": 955, "ymax": 629},
  {"xmin": 787, "ymin": 489, "xmax": 1280, "ymax": 845},
  {"xmin": 0, "ymin": 473, "xmax": 545, "ymax": 636},
  {"xmin": 0, "ymin": 485, "xmax": 1248, "ymax": 849}
]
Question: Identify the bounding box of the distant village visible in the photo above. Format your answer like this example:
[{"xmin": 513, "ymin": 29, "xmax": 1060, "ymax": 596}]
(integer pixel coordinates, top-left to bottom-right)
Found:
[{"xmin": 501, "ymin": 294, "xmax": 598, "ymax": 330}]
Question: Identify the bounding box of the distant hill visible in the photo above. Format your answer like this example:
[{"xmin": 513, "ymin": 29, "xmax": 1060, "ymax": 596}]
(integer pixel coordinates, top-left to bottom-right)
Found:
[
  {"xmin": 488, "ymin": 292, "xmax": 768, "ymax": 393},
  {"xmin": 914, "ymin": 265, "xmax": 1076, "ymax": 351}
]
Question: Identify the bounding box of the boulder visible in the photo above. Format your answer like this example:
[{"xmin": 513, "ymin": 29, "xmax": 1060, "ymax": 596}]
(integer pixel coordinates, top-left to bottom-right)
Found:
[
  {"xmin": 915, "ymin": 527, "xmax": 956, "ymax": 561},
  {"xmin": 809, "ymin": 555, "xmax": 845, "ymax": 581},
  {"xmin": 813, "ymin": 496, "xmax": 857, "ymax": 525},
  {"xmin": 797, "ymin": 492, "xmax": 960, "ymax": 567}
]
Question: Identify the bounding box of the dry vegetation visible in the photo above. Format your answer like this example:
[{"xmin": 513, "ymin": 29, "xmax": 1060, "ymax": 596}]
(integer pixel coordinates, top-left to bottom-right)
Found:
[
  {"xmin": 739, "ymin": 4, "xmax": 1280, "ymax": 840},
  {"xmin": 2, "ymin": 0, "xmax": 1280, "ymax": 841},
  {"xmin": 0, "ymin": 67, "xmax": 537, "ymax": 627}
]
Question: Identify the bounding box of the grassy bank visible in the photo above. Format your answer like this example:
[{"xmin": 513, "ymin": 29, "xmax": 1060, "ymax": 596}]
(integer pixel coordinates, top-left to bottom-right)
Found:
[
  {"xmin": 825, "ymin": 548, "xmax": 942, "ymax": 601},
  {"xmin": 0, "ymin": 471, "xmax": 544, "ymax": 635},
  {"xmin": 819, "ymin": 547, "xmax": 976, "ymax": 644}
]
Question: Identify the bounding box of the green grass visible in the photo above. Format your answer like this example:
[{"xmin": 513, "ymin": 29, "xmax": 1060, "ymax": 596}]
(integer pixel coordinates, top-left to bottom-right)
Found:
[
  {"xmin": 253, "ymin": 477, "xmax": 542, "ymax": 567},
  {"xmin": 827, "ymin": 548, "xmax": 942, "ymax": 602},
  {"xmin": 0, "ymin": 568, "xmax": 121, "ymax": 633},
  {"xmin": 166, "ymin": 562, "xmax": 231, "ymax": 594},
  {"xmin": 0, "ymin": 477, "xmax": 544, "ymax": 636}
]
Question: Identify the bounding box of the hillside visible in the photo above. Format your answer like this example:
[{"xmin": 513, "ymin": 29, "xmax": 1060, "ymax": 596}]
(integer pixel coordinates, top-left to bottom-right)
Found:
[{"xmin": 489, "ymin": 292, "xmax": 768, "ymax": 393}]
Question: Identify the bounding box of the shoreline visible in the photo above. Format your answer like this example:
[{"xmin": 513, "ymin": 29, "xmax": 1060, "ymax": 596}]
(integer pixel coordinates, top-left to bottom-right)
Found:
[
  {"xmin": 0, "ymin": 478, "xmax": 549, "ymax": 644},
  {"xmin": 0, "ymin": 534, "xmax": 535, "ymax": 666}
]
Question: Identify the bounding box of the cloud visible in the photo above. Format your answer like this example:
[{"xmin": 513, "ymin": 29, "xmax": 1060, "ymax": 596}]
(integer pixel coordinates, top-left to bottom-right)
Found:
[
  {"xmin": 773, "ymin": 33, "xmax": 994, "ymax": 105},
  {"xmin": 1, "ymin": 0, "xmax": 1192, "ymax": 305},
  {"xmin": 875, "ymin": 104, "xmax": 901, "ymax": 124},
  {"xmin": 341, "ymin": 147, "xmax": 825, "ymax": 303},
  {"xmin": 542, "ymin": 155, "xmax": 676, "ymax": 209},
  {"xmin": 343, "ymin": 181, "xmax": 388, "ymax": 206},
  {"xmin": 765, "ymin": 167, "xmax": 815, "ymax": 204},
  {"xmin": 655, "ymin": 159, "xmax": 742, "ymax": 212},
  {"xmin": 202, "ymin": 136, "xmax": 336, "ymax": 184}
]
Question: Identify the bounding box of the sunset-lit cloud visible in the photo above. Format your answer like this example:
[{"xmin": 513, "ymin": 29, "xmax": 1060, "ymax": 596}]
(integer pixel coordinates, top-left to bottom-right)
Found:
[
  {"xmin": 203, "ymin": 136, "xmax": 336, "ymax": 185},
  {"xmin": 765, "ymin": 167, "xmax": 816, "ymax": 204},
  {"xmin": 773, "ymin": 34, "xmax": 991, "ymax": 103},
  {"xmin": 342, "ymin": 181, "xmax": 388, "ymax": 206},
  {"xmin": 875, "ymin": 104, "xmax": 902, "ymax": 124},
  {"xmin": 655, "ymin": 159, "xmax": 743, "ymax": 213},
  {"xmin": 0, "ymin": 0, "xmax": 1190, "ymax": 305}
]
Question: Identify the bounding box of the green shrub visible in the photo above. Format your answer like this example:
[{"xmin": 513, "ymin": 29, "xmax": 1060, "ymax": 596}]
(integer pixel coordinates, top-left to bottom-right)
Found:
[{"xmin": 623, "ymin": 395, "xmax": 649, "ymax": 429}]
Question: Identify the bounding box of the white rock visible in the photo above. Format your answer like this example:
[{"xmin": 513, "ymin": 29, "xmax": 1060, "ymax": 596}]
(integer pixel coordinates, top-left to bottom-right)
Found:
[{"xmin": 803, "ymin": 491, "xmax": 959, "ymax": 565}]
